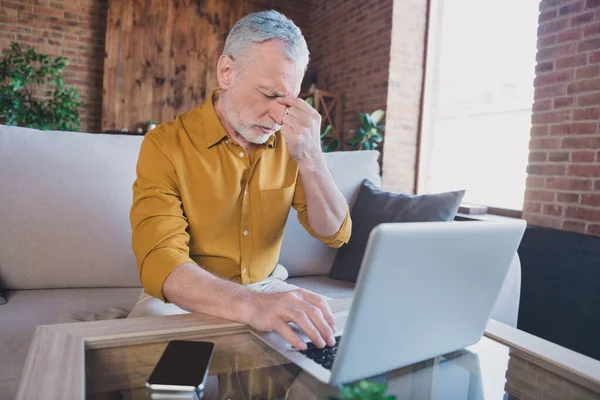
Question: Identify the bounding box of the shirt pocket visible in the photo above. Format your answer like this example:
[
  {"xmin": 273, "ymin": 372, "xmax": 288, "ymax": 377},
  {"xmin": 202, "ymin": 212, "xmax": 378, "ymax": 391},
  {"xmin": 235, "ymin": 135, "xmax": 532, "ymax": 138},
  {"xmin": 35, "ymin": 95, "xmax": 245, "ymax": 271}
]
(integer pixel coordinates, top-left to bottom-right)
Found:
[{"xmin": 260, "ymin": 185, "xmax": 295, "ymax": 241}]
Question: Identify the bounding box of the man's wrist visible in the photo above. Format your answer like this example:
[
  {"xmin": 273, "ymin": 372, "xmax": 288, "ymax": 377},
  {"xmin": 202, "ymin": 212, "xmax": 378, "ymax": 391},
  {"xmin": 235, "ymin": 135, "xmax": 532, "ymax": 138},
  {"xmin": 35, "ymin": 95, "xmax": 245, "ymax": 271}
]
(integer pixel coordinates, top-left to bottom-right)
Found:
[
  {"xmin": 235, "ymin": 288, "xmax": 260, "ymax": 324},
  {"xmin": 296, "ymin": 149, "xmax": 326, "ymax": 172}
]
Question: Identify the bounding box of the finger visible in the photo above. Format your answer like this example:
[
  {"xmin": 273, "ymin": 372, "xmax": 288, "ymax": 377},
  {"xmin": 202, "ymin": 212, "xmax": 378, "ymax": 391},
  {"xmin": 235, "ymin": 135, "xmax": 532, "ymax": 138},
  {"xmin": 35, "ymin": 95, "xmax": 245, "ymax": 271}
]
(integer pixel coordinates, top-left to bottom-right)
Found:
[
  {"xmin": 285, "ymin": 108, "xmax": 315, "ymax": 131},
  {"xmin": 276, "ymin": 320, "xmax": 307, "ymax": 351},
  {"xmin": 277, "ymin": 96, "xmax": 315, "ymax": 114},
  {"xmin": 295, "ymin": 298, "xmax": 336, "ymax": 347},
  {"xmin": 287, "ymin": 306, "xmax": 327, "ymax": 348},
  {"xmin": 301, "ymin": 290, "xmax": 335, "ymax": 346},
  {"xmin": 300, "ymin": 290, "xmax": 336, "ymax": 331},
  {"xmin": 282, "ymin": 114, "xmax": 298, "ymax": 131},
  {"xmin": 280, "ymin": 123, "xmax": 294, "ymax": 139},
  {"xmin": 285, "ymin": 106, "xmax": 305, "ymax": 122}
]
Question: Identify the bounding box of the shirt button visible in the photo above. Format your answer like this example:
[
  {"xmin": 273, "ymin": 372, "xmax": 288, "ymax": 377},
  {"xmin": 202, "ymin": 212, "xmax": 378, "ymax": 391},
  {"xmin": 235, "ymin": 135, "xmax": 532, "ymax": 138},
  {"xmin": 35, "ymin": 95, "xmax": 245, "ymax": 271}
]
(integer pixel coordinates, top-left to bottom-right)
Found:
[
  {"xmin": 243, "ymin": 230, "xmax": 248, "ymax": 236},
  {"xmin": 225, "ymin": 139, "xmax": 230, "ymax": 144},
  {"xmin": 243, "ymin": 268, "xmax": 247, "ymax": 273},
  {"xmin": 239, "ymin": 152, "xmax": 244, "ymax": 158}
]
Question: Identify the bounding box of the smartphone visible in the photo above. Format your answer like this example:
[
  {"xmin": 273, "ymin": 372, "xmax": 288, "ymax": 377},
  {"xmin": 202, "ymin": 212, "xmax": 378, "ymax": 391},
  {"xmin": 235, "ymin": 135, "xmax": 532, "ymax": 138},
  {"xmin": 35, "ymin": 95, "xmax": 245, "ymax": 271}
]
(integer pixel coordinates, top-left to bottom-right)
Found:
[{"xmin": 146, "ymin": 340, "xmax": 215, "ymax": 397}]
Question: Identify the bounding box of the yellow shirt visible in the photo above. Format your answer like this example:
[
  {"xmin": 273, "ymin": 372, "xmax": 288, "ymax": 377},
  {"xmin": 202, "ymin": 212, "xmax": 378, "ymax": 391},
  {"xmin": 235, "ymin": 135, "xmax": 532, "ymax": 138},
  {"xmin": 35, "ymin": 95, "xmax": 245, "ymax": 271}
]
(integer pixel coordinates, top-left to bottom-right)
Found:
[{"xmin": 130, "ymin": 91, "xmax": 352, "ymax": 301}]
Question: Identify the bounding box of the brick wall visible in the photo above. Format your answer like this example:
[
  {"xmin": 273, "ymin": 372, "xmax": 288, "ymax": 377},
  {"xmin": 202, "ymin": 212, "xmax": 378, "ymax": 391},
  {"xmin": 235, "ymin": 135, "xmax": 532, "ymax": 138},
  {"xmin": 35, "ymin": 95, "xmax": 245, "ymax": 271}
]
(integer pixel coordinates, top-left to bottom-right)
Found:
[
  {"xmin": 524, "ymin": 0, "xmax": 600, "ymax": 236},
  {"xmin": 0, "ymin": 0, "xmax": 108, "ymax": 133},
  {"xmin": 381, "ymin": 0, "xmax": 429, "ymax": 194},
  {"xmin": 304, "ymin": 0, "xmax": 394, "ymax": 145}
]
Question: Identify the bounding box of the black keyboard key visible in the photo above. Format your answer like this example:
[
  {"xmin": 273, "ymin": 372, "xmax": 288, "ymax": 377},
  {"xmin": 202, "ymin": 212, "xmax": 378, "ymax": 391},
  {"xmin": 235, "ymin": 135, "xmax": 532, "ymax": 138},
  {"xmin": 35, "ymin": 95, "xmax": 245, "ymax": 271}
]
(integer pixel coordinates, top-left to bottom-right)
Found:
[{"xmin": 299, "ymin": 336, "xmax": 342, "ymax": 370}]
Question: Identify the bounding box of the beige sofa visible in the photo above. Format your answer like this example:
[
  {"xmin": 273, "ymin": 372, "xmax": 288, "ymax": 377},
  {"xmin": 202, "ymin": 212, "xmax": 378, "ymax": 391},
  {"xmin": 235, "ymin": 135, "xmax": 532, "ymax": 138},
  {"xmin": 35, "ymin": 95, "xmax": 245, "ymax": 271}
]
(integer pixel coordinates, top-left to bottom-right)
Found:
[{"xmin": 0, "ymin": 125, "xmax": 522, "ymax": 399}]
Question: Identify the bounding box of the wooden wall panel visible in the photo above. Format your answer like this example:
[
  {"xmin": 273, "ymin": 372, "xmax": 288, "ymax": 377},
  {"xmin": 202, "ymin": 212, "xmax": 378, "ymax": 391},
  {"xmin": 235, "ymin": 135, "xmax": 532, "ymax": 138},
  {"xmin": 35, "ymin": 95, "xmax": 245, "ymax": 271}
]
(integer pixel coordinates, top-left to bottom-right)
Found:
[{"xmin": 102, "ymin": 0, "xmax": 244, "ymax": 132}]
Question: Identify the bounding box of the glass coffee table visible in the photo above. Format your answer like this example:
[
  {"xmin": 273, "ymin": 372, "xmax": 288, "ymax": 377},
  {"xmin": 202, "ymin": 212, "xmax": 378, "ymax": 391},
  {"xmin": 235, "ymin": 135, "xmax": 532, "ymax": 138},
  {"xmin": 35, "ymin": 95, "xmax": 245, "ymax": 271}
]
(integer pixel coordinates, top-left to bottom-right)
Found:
[{"xmin": 17, "ymin": 299, "xmax": 600, "ymax": 400}]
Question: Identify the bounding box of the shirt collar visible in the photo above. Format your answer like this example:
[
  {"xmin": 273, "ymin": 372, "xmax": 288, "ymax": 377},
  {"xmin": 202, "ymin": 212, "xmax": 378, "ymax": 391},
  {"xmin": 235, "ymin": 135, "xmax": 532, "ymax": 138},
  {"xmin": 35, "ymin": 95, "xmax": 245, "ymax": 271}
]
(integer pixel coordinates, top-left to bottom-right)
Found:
[
  {"xmin": 202, "ymin": 89, "xmax": 229, "ymax": 148},
  {"xmin": 202, "ymin": 89, "xmax": 278, "ymax": 149},
  {"xmin": 266, "ymin": 131, "xmax": 278, "ymax": 148}
]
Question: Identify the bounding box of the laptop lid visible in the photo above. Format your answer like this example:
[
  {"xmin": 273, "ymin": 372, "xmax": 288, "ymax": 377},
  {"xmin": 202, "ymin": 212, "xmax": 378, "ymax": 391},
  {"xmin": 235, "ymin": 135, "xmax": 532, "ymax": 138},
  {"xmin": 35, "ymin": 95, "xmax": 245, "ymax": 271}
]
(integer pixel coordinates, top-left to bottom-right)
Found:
[{"xmin": 330, "ymin": 220, "xmax": 526, "ymax": 384}]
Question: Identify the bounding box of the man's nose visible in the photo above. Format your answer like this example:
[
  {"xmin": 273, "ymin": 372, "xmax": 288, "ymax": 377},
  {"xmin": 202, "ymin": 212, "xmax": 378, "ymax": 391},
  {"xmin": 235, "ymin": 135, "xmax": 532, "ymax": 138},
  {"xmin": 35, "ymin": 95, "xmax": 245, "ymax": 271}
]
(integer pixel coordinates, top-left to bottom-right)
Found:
[{"xmin": 269, "ymin": 101, "xmax": 288, "ymax": 126}]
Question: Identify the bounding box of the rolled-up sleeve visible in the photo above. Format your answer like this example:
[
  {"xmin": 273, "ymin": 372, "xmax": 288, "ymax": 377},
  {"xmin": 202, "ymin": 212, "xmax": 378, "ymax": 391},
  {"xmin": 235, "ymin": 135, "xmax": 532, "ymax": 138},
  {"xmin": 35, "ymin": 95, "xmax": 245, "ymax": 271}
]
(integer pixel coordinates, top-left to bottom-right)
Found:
[
  {"xmin": 130, "ymin": 133, "xmax": 194, "ymax": 302},
  {"xmin": 292, "ymin": 175, "xmax": 352, "ymax": 248}
]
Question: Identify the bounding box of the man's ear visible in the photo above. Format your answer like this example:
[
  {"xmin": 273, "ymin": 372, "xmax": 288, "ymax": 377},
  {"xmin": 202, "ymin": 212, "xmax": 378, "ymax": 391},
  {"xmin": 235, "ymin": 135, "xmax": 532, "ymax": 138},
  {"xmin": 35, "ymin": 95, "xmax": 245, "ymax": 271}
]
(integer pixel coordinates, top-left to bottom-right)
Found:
[{"xmin": 216, "ymin": 55, "xmax": 235, "ymax": 89}]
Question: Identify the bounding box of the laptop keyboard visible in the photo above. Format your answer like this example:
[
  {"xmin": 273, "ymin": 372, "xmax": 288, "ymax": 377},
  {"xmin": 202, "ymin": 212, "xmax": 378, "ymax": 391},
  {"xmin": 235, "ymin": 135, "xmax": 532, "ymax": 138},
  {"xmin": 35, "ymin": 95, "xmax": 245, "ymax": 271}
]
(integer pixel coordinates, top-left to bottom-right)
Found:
[{"xmin": 299, "ymin": 336, "xmax": 342, "ymax": 370}]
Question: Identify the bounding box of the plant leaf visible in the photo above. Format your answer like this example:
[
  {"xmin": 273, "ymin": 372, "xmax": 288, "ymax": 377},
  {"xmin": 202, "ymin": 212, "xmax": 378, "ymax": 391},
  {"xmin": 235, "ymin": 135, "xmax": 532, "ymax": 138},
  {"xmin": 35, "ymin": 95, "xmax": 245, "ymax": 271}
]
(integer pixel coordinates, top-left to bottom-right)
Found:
[
  {"xmin": 358, "ymin": 112, "xmax": 367, "ymax": 127},
  {"xmin": 371, "ymin": 109, "xmax": 385, "ymax": 124},
  {"xmin": 320, "ymin": 124, "xmax": 333, "ymax": 138},
  {"xmin": 327, "ymin": 138, "xmax": 339, "ymax": 152},
  {"xmin": 363, "ymin": 112, "xmax": 375, "ymax": 128},
  {"xmin": 0, "ymin": 41, "xmax": 80, "ymax": 131}
]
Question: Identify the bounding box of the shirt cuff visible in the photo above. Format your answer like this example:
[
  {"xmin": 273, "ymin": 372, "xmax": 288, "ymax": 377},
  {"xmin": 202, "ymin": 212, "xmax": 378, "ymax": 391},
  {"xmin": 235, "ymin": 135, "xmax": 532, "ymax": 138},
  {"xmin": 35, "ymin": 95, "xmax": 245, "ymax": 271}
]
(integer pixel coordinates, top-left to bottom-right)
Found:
[
  {"xmin": 140, "ymin": 247, "xmax": 194, "ymax": 302},
  {"xmin": 299, "ymin": 209, "xmax": 352, "ymax": 248}
]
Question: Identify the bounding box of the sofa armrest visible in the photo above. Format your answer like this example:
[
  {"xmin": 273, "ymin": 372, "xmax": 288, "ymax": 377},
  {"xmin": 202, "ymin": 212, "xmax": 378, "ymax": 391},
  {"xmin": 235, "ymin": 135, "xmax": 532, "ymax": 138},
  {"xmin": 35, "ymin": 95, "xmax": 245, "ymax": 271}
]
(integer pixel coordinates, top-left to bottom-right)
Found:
[{"xmin": 490, "ymin": 253, "xmax": 521, "ymax": 328}]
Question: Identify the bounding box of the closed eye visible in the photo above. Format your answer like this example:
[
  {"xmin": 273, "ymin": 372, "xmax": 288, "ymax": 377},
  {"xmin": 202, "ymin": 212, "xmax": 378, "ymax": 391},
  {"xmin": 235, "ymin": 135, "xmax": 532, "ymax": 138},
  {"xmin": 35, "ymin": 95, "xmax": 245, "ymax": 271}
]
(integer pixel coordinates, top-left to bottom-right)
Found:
[{"xmin": 263, "ymin": 93, "xmax": 278, "ymax": 99}]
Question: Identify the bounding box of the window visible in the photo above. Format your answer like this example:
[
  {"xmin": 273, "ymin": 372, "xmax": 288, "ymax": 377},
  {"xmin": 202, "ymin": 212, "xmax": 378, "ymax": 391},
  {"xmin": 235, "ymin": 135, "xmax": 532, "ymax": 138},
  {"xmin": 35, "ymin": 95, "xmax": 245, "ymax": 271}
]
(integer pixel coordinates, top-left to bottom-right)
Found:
[{"xmin": 418, "ymin": 0, "xmax": 539, "ymax": 210}]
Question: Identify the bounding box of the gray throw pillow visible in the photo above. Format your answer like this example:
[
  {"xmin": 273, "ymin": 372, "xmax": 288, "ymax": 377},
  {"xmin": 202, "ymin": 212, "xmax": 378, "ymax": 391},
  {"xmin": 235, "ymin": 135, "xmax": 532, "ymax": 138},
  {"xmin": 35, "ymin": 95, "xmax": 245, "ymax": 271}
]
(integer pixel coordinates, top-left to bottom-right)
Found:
[
  {"xmin": 0, "ymin": 293, "xmax": 6, "ymax": 305},
  {"xmin": 328, "ymin": 179, "xmax": 466, "ymax": 282}
]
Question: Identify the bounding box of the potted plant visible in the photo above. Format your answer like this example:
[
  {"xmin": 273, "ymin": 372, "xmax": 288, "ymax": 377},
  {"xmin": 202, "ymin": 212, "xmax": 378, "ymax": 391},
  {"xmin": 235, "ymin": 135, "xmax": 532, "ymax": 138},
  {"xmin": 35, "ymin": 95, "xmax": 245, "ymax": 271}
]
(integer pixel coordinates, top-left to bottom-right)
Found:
[
  {"xmin": 331, "ymin": 380, "xmax": 396, "ymax": 400},
  {"xmin": 347, "ymin": 110, "xmax": 385, "ymax": 150},
  {"xmin": 0, "ymin": 42, "xmax": 82, "ymax": 131}
]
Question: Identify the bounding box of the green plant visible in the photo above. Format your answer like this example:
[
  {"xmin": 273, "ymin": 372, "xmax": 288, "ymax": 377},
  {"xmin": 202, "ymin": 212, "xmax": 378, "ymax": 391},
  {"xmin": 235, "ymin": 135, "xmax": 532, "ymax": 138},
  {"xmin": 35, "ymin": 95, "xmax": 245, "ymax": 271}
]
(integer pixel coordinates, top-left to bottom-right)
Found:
[
  {"xmin": 304, "ymin": 95, "xmax": 339, "ymax": 152},
  {"xmin": 0, "ymin": 42, "xmax": 82, "ymax": 131},
  {"xmin": 321, "ymin": 123, "xmax": 339, "ymax": 152},
  {"xmin": 304, "ymin": 95, "xmax": 315, "ymax": 108},
  {"xmin": 347, "ymin": 109, "xmax": 385, "ymax": 150},
  {"xmin": 330, "ymin": 380, "xmax": 396, "ymax": 400}
]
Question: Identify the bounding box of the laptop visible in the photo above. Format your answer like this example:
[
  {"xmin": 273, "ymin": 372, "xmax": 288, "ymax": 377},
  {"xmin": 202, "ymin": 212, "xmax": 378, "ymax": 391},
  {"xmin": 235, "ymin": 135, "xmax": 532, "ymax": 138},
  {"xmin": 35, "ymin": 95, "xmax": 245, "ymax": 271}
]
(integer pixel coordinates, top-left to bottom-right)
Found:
[{"xmin": 252, "ymin": 220, "xmax": 526, "ymax": 385}]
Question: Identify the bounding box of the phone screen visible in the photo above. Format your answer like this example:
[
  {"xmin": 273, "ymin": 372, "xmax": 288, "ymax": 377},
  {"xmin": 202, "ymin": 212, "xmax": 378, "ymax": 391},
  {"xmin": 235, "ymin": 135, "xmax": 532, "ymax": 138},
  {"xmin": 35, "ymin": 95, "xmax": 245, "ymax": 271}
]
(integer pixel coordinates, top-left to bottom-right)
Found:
[{"xmin": 147, "ymin": 340, "xmax": 215, "ymax": 390}]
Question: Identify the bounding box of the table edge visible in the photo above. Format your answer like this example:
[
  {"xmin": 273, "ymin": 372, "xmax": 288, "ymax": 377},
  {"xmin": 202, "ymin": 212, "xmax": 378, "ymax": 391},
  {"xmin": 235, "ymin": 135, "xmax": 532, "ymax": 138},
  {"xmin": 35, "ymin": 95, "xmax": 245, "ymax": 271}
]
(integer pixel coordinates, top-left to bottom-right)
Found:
[{"xmin": 17, "ymin": 298, "xmax": 600, "ymax": 399}]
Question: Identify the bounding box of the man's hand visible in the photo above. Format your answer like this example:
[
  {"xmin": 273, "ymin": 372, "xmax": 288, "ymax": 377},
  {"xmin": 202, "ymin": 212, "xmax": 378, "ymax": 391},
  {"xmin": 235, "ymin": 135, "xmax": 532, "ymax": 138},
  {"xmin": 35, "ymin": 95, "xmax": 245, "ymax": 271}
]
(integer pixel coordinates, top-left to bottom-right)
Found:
[
  {"xmin": 247, "ymin": 288, "xmax": 337, "ymax": 350},
  {"xmin": 276, "ymin": 97, "xmax": 322, "ymax": 162}
]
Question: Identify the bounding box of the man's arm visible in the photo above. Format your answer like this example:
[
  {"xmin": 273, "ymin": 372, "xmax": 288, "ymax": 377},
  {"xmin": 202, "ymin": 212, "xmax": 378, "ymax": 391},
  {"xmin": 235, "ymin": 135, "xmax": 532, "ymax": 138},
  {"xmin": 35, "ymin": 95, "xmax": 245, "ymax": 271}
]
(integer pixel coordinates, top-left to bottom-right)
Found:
[
  {"xmin": 130, "ymin": 131, "xmax": 195, "ymax": 301},
  {"xmin": 131, "ymin": 129, "xmax": 336, "ymax": 349},
  {"xmin": 296, "ymin": 154, "xmax": 350, "ymax": 239},
  {"xmin": 277, "ymin": 96, "xmax": 351, "ymax": 245},
  {"xmin": 163, "ymin": 263, "xmax": 337, "ymax": 349}
]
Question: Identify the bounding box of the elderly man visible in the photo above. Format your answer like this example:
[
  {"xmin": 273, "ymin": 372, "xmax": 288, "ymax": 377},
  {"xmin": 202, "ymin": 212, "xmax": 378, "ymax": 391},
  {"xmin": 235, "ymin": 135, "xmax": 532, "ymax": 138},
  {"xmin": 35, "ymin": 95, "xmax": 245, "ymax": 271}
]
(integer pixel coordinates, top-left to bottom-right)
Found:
[{"xmin": 128, "ymin": 11, "xmax": 351, "ymax": 351}]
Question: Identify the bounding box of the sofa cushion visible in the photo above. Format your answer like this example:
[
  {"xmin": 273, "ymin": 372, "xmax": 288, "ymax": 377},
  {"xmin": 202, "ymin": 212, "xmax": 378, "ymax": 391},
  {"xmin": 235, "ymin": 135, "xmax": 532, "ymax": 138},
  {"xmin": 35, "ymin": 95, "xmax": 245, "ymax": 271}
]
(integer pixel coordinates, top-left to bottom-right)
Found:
[
  {"xmin": 0, "ymin": 126, "xmax": 143, "ymax": 290},
  {"xmin": 0, "ymin": 287, "xmax": 140, "ymax": 399},
  {"xmin": 286, "ymin": 275, "xmax": 355, "ymax": 299},
  {"xmin": 281, "ymin": 151, "xmax": 381, "ymax": 277},
  {"xmin": 329, "ymin": 179, "xmax": 465, "ymax": 282}
]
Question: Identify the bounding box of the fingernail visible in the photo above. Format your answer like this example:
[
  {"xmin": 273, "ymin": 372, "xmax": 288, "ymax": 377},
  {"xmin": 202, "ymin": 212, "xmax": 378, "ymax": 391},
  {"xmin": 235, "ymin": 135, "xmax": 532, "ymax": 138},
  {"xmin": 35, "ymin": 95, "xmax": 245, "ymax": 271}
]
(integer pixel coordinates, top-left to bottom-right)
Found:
[
  {"xmin": 319, "ymin": 339, "xmax": 327, "ymax": 348},
  {"xmin": 297, "ymin": 341, "xmax": 307, "ymax": 351},
  {"xmin": 328, "ymin": 335, "xmax": 336, "ymax": 346}
]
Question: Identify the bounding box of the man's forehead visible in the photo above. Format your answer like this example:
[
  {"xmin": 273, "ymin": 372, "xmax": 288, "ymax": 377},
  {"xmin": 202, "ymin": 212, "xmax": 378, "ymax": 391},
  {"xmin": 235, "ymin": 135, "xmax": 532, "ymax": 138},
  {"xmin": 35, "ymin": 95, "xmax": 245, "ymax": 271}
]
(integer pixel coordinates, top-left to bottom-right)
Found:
[
  {"xmin": 258, "ymin": 66, "xmax": 304, "ymax": 97},
  {"xmin": 245, "ymin": 41, "xmax": 304, "ymax": 97}
]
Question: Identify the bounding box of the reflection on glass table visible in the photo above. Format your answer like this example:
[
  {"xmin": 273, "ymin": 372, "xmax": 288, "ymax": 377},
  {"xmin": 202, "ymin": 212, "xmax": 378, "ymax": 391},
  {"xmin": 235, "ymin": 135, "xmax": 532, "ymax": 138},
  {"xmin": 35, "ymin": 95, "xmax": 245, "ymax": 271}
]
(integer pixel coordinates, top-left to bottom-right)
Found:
[{"xmin": 104, "ymin": 335, "xmax": 508, "ymax": 400}]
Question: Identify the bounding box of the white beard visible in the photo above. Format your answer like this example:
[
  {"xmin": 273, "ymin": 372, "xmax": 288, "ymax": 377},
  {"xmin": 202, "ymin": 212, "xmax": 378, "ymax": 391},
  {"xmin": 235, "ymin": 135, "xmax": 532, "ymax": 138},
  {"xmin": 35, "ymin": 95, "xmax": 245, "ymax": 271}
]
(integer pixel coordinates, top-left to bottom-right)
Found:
[
  {"xmin": 225, "ymin": 96, "xmax": 278, "ymax": 145},
  {"xmin": 237, "ymin": 124, "xmax": 273, "ymax": 144}
]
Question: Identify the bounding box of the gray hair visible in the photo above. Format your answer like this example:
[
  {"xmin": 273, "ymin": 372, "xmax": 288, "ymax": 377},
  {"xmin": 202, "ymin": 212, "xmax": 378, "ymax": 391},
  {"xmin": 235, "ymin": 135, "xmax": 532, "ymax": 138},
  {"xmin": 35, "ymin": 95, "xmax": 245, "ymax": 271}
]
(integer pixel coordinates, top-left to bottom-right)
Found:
[{"xmin": 223, "ymin": 11, "xmax": 309, "ymax": 69}]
